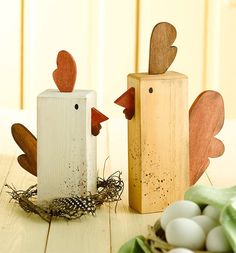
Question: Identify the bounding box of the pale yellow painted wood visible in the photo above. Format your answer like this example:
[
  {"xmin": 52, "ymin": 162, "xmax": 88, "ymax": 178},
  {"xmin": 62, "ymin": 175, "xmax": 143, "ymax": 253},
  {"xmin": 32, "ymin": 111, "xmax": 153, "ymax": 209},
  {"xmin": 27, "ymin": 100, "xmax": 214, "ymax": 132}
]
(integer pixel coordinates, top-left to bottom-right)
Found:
[
  {"xmin": 127, "ymin": 72, "xmax": 189, "ymax": 213},
  {"xmin": 138, "ymin": 0, "xmax": 206, "ymax": 105}
]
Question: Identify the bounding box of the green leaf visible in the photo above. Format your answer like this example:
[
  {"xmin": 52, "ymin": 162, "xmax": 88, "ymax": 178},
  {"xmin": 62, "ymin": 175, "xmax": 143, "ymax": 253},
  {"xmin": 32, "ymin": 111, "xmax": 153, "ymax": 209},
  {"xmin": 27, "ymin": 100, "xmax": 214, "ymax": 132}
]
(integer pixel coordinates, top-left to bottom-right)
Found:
[
  {"xmin": 118, "ymin": 236, "xmax": 152, "ymax": 253},
  {"xmin": 184, "ymin": 185, "xmax": 236, "ymax": 209},
  {"xmin": 220, "ymin": 197, "xmax": 236, "ymax": 253}
]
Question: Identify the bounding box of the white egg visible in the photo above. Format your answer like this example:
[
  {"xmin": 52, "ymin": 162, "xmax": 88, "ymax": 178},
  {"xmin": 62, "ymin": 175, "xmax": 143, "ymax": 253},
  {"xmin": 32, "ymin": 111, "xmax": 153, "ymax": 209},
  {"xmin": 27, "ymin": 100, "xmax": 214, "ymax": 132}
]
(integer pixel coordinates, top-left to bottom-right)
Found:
[
  {"xmin": 160, "ymin": 200, "xmax": 201, "ymax": 230},
  {"xmin": 206, "ymin": 226, "xmax": 232, "ymax": 252},
  {"xmin": 168, "ymin": 248, "xmax": 194, "ymax": 253},
  {"xmin": 203, "ymin": 205, "xmax": 221, "ymax": 221},
  {"xmin": 191, "ymin": 215, "xmax": 219, "ymax": 235},
  {"xmin": 166, "ymin": 218, "xmax": 205, "ymax": 250}
]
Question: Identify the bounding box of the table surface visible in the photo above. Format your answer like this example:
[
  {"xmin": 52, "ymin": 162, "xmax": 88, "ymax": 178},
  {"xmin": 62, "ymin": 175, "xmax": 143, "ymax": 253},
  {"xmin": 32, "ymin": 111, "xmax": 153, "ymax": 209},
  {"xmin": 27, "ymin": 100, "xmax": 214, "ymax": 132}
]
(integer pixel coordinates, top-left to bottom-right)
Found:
[{"xmin": 0, "ymin": 109, "xmax": 235, "ymax": 253}]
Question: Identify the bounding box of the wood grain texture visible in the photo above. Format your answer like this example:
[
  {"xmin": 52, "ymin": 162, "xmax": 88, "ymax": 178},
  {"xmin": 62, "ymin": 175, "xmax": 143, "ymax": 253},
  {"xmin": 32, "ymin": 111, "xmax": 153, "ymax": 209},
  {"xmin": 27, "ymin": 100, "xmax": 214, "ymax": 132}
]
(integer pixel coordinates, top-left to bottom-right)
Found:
[
  {"xmin": 0, "ymin": 159, "xmax": 48, "ymax": 253},
  {"xmin": 53, "ymin": 50, "xmax": 77, "ymax": 92},
  {"xmin": 189, "ymin": 90, "xmax": 225, "ymax": 185},
  {"xmin": 37, "ymin": 89, "xmax": 97, "ymax": 201},
  {"xmin": 11, "ymin": 123, "xmax": 37, "ymax": 176},
  {"xmin": 128, "ymin": 72, "xmax": 189, "ymax": 213},
  {"xmin": 114, "ymin": 87, "xmax": 135, "ymax": 120},
  {"xmin": 46, "ymin": 207, "xmax": 110, "ymax": 253},
  {"xmin": 149, "ymin": 22, "xmax": 177, "ymax": 74}
]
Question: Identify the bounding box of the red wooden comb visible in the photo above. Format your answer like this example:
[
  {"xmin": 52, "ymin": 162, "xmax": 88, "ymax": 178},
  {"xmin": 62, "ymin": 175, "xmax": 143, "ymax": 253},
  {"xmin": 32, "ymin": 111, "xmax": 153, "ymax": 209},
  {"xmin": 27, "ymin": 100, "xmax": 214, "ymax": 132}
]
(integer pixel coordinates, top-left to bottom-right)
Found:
[{"xmin": 53, "ymin": 50, "xmax": 77, "ymax": 92}]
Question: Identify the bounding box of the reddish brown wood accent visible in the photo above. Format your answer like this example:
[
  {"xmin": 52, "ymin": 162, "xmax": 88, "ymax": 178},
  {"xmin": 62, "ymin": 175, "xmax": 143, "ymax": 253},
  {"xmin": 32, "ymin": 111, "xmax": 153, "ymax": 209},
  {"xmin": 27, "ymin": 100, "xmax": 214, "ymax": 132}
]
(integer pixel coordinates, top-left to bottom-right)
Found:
[
  {"xmin": 53, "ymin": 50, "xmax": 77, "ymax": 92},
  {"xmin": 189, "ymin": 90, "xmax": 225, "ymax": 185},
  {"xmin": 149, "ymin": 22, "xmax": 177, "ymax": 74},
  {"xmin": 11, "ymin": 123, "xmax": 37, "ymax": 176},
  {"xmin": 114, "ymin": 87, "xmax": 135, "ymax": 120},
  {"xmin": 91, "ymin": 108, "xmax": 109, "ymax": 136}
]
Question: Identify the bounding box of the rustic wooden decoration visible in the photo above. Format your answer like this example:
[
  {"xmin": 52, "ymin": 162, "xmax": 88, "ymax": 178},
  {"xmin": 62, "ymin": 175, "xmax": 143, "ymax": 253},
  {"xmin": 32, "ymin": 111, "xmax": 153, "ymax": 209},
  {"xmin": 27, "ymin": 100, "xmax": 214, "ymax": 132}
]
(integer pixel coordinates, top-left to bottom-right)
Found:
[
  {"xmin": 189, "ymin": 90, "xmax": 225, "ymax": 185},
  {"xmin": 91, "ymin": 107, "xmax": 109, "ymax": 136},
  {"xmin": 37, "ymin": 89, "xmax": 98, "ymax": 201},
  {"xmin": 114, "ymin": 87, "xmax": 135, "ymax": 120},
  {"xmin": 11, "ymin": 123, "xmax": 37, "ymax": 176},
  {"xmin": 127, "ymin": 72, "xmax": 189, "ymax": 213},
  {"xmin": 149, "ymin": 22, "xmax": 177, "ymax": 74},
  {"xmin": 53, "ymin": 50, "xmax": 77, "ymax": 92}
]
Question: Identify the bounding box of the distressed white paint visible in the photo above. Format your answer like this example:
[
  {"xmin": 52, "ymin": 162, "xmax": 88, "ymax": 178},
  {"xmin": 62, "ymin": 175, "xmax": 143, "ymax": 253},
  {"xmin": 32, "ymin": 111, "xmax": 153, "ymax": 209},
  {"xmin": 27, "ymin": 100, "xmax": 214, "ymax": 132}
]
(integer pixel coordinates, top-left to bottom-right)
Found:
[{"xmin": 37, "ymin": 89, "xmax": 97, "ymax": 201}]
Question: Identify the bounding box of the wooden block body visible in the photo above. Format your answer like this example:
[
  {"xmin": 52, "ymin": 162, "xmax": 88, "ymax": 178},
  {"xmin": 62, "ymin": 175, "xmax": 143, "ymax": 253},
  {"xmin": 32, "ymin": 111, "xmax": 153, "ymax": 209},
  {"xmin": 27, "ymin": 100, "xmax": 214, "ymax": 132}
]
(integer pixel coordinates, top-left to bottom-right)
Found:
[
  {"xmin": 128, "ymin": 72, "xmax": 189, "ymax": 213},
  {"xmin": 37, "ymin": 89, "xmax": 97, "ymax": 202}
]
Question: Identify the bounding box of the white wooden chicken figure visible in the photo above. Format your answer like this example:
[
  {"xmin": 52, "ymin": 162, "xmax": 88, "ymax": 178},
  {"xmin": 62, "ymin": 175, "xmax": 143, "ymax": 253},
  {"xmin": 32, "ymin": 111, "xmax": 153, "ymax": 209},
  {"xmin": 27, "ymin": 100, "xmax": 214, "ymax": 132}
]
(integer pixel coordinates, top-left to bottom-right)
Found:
[
  {"xmin": 115, "ymin": 22, "xmax": 225, "ymax": 213},
  {"xmin": 12, "ymin": 50, "xmax": 108, "ymax": 202}
]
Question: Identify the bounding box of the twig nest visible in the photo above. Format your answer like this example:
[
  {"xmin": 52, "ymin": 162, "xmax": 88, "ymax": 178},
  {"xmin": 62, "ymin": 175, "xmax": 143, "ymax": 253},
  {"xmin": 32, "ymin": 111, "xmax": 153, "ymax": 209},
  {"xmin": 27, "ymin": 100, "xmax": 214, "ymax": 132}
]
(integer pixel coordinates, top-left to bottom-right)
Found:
[{"xmin": 5, "ymin": 171, "xmax": 124, "ymax": 222}]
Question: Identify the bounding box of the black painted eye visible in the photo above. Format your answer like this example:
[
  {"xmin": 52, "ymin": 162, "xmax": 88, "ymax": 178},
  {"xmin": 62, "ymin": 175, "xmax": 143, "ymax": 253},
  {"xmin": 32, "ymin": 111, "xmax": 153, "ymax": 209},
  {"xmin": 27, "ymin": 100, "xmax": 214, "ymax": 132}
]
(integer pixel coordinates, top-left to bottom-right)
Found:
[
  {"xmin": 149, "ymin": 87, "xmax": 153, "ymax": 93},
  {"xmin": 74, "ymin": 104, "xmax": 79, "ymax": 110}
]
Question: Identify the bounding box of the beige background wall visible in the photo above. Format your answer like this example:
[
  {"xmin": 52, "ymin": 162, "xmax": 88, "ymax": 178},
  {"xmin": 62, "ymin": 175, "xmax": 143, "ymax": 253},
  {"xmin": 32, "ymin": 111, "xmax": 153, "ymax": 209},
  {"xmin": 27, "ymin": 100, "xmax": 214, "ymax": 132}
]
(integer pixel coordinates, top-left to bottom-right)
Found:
[{"xmin": 0, "ymin": 0, "xmax": 236, "ymax": 118}]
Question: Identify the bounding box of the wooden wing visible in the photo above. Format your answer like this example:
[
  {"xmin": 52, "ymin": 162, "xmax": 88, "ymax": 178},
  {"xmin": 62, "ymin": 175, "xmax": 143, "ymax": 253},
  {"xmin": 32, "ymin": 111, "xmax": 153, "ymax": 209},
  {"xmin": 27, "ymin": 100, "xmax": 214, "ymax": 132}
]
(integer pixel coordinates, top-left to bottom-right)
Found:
[
  {"xmin": 189, "ymin": 90, "xmax": 225, "ymax": 185},
  {"xmin": 11, "ymin": 123, "xmax": 37, "ymax": 176}
]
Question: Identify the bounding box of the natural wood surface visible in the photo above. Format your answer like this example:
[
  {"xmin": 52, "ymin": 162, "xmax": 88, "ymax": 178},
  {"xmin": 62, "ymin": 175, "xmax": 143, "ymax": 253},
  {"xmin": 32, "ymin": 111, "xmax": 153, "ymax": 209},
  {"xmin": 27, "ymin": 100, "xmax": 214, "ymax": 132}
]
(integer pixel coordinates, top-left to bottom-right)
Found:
[
  {"xmin": 0, "ymin": 109, "xmax": 234, "ymax": 253},
  {"xmin": 127, "ymin": 72, "xmax": 189, "ymax": 213},
  {"xmin": 149, "ymin": 22, "xmax": 177, "ymax": 74},
  {"xmin": 53, "ymin": 50, "xmax": 77, "ymax": 92},
  {"xmin": 11, "ymin": 123, "xmax": 37, "ymax": 176},
  {"xmin": 189, "ymin": 90, "xmax": 225, "ymax": 185}
]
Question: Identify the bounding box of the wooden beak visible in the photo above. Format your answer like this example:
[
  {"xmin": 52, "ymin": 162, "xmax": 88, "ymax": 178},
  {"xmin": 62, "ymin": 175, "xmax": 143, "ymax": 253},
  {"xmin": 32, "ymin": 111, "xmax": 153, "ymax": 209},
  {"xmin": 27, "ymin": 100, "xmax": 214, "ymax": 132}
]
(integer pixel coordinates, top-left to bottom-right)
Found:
[
  {"xmin": 91, "ymin": 108, "xmax": 109, "ymax": 136},
  {"xmin": 114, "ymin": 87, "xmax": 135, "ymax": 120}
]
